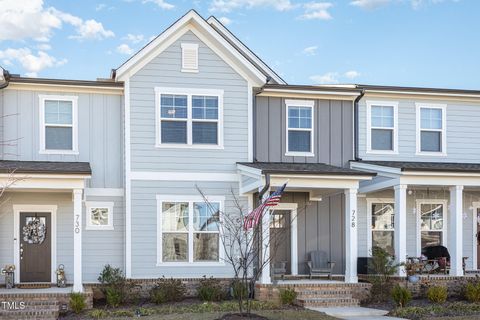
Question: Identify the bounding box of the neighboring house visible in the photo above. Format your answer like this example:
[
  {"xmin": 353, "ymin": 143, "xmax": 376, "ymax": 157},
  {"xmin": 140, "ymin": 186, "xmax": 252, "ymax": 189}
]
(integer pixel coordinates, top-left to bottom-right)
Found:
[{"xmin": 0, "ymin": 10, "xmax": 480, "ymax": 292}]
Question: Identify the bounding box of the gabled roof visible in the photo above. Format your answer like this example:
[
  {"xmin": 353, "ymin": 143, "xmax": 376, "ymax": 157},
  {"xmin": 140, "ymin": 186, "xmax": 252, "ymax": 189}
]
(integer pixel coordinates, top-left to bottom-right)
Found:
[{"xmin": 114, "ymin": 10, "xmax": 270, "ymax": 86}]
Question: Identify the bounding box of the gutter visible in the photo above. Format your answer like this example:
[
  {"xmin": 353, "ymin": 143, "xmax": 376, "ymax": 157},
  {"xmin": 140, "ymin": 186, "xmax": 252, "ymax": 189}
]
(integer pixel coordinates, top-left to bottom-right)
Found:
[
  {"xmin": 258, "ymin": 173, "xmax": 270, "ymax": 203},
  {"xmin": 354, "ymin": 89, "xmax": 365, "ymax": 161}
]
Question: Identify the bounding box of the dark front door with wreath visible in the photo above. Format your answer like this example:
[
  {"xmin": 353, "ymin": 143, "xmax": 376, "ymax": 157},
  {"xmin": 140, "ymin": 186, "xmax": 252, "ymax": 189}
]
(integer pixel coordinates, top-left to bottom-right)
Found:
[{"xmin": 20, "ymin": 212, "xmax": 51, "ymax": 282}]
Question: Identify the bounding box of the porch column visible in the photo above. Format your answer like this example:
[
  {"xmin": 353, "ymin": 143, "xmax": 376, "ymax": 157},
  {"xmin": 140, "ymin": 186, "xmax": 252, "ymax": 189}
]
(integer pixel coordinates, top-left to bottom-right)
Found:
[
  {"xmin": 260, "ymin": 188, "xmax": 271, "ymax": 284},
  {"xmin": 290, "ymin": 207, "xmax": 298, "ymax": 276},
  {"xmin": 73, "ymin": 189, "xmax": 83, "ymax": 292},
  {"xmin": 450, "ymin": 185, "xmax": 464, "ymax": 276},
  {"xmin": 394, "ymin": 184, "xmax": 407, "ymax": 276},
  {"xmin": 344, "ymin": 188, "xmax": 358, "ymax": 283}
]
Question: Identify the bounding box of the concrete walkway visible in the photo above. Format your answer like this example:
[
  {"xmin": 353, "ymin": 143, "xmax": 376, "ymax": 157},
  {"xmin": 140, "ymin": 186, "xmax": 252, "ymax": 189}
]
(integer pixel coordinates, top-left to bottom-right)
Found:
[{"xmin": 308, "ymin": 306, "xmax": 407, "ymax": 320}]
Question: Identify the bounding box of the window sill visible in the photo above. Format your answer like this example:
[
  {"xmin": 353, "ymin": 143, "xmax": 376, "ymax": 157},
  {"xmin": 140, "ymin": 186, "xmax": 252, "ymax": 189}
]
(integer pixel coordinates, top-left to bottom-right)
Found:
[
  {"xmin": 155, "ymin": 144, "xmax": 224, "ymax": 150},
  {"xmin": 366, "ymin": 150, "xmax": 398, "ymax": 155},
  {"xmin": 156, "ymin": 261, "xmax": 225, "ymax": 267},
  {"xmin": 285, "ymin": 152, "xmax": 315, "ymax": 157},
  {"xmin": 85, "ymin": 226, "xmax": 114, "ymax": 231},
  {"xmin": 181, "ymin": 69, "xmax": 199, "ymax": 73},
  {"xmin": 39, "ymin": 149, "xmax": 79, "ymax": 155},
  {"xmin": 415, "ymin": 152, "xmax": 447, "ymax": 157}
]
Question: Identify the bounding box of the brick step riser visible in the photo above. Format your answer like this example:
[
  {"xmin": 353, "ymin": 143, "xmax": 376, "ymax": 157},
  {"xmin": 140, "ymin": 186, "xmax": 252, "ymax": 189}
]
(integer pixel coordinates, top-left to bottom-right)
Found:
[
  {"xmin": 277, "ymin": 285, "xmax": 368, "ymax": 290},
  {"xmin": 295, "ymin": 290, "xmax": 352, "ymax": 295},
  {"xmin": 296, "ymin": 299, "xmax": 360, "ymax": 307},
  {"xmin": 297, "ymin": 294, "xmax": 353, "ymax": 299}
]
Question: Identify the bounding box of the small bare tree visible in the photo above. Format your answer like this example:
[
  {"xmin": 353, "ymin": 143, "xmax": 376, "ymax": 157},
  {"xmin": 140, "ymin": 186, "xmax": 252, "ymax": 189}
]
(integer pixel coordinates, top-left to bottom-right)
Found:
[{"xmin": 196, "ymin": 185, "xmax": 304, "ymax": 315}]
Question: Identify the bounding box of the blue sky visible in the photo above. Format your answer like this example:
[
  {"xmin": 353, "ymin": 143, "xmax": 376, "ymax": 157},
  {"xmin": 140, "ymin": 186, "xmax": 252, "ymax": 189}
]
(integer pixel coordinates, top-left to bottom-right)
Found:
[{"xmin": 1, "ymin": 0, "xmax": 479, "ymax": 89}]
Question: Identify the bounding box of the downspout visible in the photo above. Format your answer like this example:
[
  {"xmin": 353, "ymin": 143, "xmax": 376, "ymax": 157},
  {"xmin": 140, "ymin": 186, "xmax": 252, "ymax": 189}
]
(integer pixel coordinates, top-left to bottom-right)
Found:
[
  {"xmin": 354, "ymin": 89, "xmax": 365, "ymax": 161},
  {"xmin": 257, "ymin": 173, "xmax": 270, "ymax": 203}
]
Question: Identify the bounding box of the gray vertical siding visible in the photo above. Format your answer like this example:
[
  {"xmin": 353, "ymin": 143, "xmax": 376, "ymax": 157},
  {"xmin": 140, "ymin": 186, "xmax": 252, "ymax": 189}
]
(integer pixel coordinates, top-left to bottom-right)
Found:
[
  {"xmin": 0, "ymin": 88, "xmax": 123, "ymax": 188},
  {"xmin": 254, "ymin": 97, "xmax": 353, "ymax": 166},
  {"xmin": 129, "ymin": 31, "xmax": 249, "ymax": 173},
  {"xmin": 358, "ymin": 97, "xmax": 480, "ymax": 162}
]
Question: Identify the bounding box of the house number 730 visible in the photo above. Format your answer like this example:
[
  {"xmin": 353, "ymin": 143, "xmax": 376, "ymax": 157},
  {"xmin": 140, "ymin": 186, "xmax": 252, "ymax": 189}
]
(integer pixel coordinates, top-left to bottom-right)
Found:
[
  {"xmin": 74, "ymin": 214, "xmax": 80, "ymax": 234},
  {"xmin": 351, "ymin": 209, "xmax": 356, "ymax": 228}
]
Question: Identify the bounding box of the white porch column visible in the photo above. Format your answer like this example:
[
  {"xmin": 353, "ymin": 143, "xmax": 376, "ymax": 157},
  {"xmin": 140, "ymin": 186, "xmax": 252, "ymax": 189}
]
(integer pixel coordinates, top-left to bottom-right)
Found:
[
  {"xmin": 344, "ymin": 188, "xmax": 358, "ymax": 283},
  {"xmin": 260, "ymin": 188, "xmax": 271, "ymax": 284},
  {"xmin": 290, "ymin": 208, "xmax": 298, "ymax": 276},
  {"xmin": 73, "ymin": 189, "xmax": 83, "ymax": 292},
  {"xmin": 394, "ymin": 184, "xmax": 407, "ymax": 276},
  {"xmin": 450, "ymin": 185, "xmax": 464, "ymax": 276}
]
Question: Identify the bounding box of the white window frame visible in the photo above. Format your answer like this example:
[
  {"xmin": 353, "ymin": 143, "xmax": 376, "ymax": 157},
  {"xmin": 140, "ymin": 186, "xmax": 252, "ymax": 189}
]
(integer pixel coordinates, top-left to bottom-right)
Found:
[
  {"xmin": 416, "ymin": 199, "xmax": 448, "ymax": 256},
  {"xmin": 156, "ymin": 195, "xmax": 225, "ymax": 266},
  {"xmin": 416, "ymin": 103, "xmax": 447, "ymax": 156},
  {"xmin": 367, "ymin": 198, "xmax": 395, "ymax": 257},
  {"xmin": 39, "ymin": 95, "xmax": 78, "ymax": 155},
  {"xmin": 85, "ymin": 201, "xmax": 114, "ymax": 231},
  {"xmin": 366, "ymin": 101, "xmax": 398, "ymax": 154},
  {"xmin": 285, "ymin": 99, "xmax": 314, "ymax": 157},
  {"xmin": 181, "ymin": 43, "xmax": 199, "ymax": 73},
  {"xmin": 155, "ymin": 87, "xmax": 224, "ymax": 149}
]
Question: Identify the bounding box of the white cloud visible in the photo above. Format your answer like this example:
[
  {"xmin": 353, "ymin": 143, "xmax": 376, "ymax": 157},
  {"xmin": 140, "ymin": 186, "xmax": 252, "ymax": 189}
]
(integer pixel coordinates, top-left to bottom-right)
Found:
[
  {"xmin": 116, "ymin": 44, "xmax": 134, "ymax": 55},
  {"xmin": 123, "ymin": 33, "xmax": 145, "ymax": 44},
  {"xmin": 302, "ymin": 45, "xmax": 318, "ymax": 56},
  {"xmin": 36, "ymin": 43, "xmax": 52, "ymax": 51},
  {"xmin": 209, "ymin": 0, "xmax": 295, "ymax": 13},
  {"xmin": 142, "ymin": 0, "xmax": 175, "ymax": 10},
  {"xmin": 411, "ymin": 0, "xmax": 458, "ymax": 9},
  {"xmin": 299, "ymin": 2, "xmax": 333, "ymax": 20},
  {"xmin": 0, "ymin": 0, "xmax": 114, "ymax": 42},
  {"xmin": 0, "ymin": 47, "xmax": 67, "ymax": 77},
  {"xmin": 310, "ymin": 72, "xmax": 339, "ymax": 84},
  {"xmin": 350, "ymin": 0, "xmax": 390, "ymax": 9},
  {"xmin": 345, "ymin": 70, "xmax": 360, "ymax": 79},
  {"xmin": 219, "ymin": 16, "xmax": 232, "ymax": 25}
]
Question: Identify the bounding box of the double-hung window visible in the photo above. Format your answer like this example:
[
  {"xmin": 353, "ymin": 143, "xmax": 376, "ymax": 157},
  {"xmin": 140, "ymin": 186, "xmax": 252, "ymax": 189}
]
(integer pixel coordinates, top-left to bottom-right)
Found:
[
  {"xmin": 39, "ymin": 95, "xmax": 78, "ymax": 154},
  {"xmin": 368, "ymin": 200, "xmax": 395, "ymax": 256},
  {"xmin": 416, "ymin": 103, "xmax": 446, "ymax": 155},
  {"xmin": 157, "ymin": 196, "xmax": 223, "ymax": 265},
  {"xmin": 417, "ymin": 200, "xmax": 447, "ymax": 255},
  {"xmin": 286, "ymin": 99, "xmax": 314, "ymax": 156},
  {"xmin": 156, "ymin": 88, "xmax": 223, "ymax": 148},
  {"xmin": 367, "ymin": 101, "xmax": 398, "ymax": 153}
]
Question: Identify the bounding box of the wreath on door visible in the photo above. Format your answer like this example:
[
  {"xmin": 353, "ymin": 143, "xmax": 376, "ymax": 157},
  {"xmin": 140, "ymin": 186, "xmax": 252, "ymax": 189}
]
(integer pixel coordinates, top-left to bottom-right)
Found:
[{"xmin": 22, "ymin": 217, "xmax": 46, "ymax": 244}]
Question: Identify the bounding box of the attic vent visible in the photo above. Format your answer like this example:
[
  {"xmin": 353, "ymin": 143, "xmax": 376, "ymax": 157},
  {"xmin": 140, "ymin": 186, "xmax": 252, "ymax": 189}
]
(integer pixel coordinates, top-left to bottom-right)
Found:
[{"xmin": 181, "ymin": 43, "xmax": 199, "ymax": 72}]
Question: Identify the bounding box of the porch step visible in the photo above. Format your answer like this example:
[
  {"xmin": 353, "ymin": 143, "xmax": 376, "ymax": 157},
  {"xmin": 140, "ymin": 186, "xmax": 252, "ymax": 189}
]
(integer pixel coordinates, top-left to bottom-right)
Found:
[
  {"xmin": 0, "ymin": 301, "xmax": 59, "ymax": 320},
  {"xmin": 296, "ymin": 289, "xmax": 352, "ymax": 299},
  {"xmin": 296, "ymin": 297, "xmax": 360, "ymax": 307},
  {"xmin": 289, "ymin": 283, "xmax": 363, "ymax": 308}
]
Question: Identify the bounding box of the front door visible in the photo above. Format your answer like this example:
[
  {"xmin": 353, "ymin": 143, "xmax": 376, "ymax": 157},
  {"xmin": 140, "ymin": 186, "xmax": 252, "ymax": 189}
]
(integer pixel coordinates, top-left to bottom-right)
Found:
[
  {"xmin": 270, "ymin": 210, "xmax": 291, "ymax": 274},
  {"xmin": 20, "ymin": 212, "xmax": 51, "ymax": 282}
]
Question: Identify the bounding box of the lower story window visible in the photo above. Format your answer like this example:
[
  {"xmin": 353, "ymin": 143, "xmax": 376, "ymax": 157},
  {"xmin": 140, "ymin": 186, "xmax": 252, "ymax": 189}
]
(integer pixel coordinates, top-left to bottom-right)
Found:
[
  {"xmin": 371, "ymin": 202, "xmax": 395, "ymax": 256},
  {"xmin": 85, "ymin": 202, "xmax": 114, "ymax": 230},
  {"xmin": 158, "ymin": 197, "xmax": 222, "ymax": 264},
  {"xmin": 419, "ymin": 202, "xmax": 445, "ymax": 249}
]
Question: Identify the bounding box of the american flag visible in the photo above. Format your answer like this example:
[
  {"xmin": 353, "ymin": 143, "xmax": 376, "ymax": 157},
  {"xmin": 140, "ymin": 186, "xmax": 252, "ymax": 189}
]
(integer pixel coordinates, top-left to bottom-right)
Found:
[{"xmin": 243, "ymin": 182, "xmax": 287, "ymax": 230}]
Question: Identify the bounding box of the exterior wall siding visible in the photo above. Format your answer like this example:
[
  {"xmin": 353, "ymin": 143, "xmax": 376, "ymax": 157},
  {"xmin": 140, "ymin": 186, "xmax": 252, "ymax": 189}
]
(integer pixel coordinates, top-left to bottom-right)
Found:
[
  {"xmin": 254, "ymin": 96, "xmax": 353, "ymax": 166},
  {"xmin": 129, "ymin": 31, "xmax": 249, "ymax": 173},
  {"xmin": 131, "ymin": 180, "xmax": 246, "ymax": 278},
  {"xmin": 358, "ymin": 97, "xmax": 480, "ymax": 162},
  {"xmin": 0, "ymin": 88, "xmax": 123, "ymax": 188}
]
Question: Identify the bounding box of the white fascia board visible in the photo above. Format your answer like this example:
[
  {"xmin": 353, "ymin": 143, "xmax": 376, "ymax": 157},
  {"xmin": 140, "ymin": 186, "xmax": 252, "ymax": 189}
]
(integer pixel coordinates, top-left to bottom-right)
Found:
[
  {"xmin": 236, "ymin": 164, "xmax": 263, "ymax": 178},
  {"xmin": 207, "ymin": 16, "xmax": 286, "ymax": 85},
  {"xmin": 350, "ymin": 162, "xmax": 402, "ymax": 177},
  {"xmin": 130, "ymin": 171, "xmax": 239, "ymax": 182}
]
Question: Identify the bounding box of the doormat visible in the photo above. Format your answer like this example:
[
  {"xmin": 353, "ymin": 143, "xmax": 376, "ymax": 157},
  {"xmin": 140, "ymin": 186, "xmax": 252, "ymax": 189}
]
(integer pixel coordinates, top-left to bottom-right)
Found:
[{"xmin": 16, "ymin": 283, "xmax": 51, "ymax": 289}]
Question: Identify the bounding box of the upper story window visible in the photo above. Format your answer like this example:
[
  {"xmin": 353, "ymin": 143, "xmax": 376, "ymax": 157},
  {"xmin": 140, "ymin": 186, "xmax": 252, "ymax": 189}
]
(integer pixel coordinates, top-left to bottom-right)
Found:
[
  {"xmin": 285, "ymin": 99, "xmax": 314, "ymax": 157},
  {"xmin": 366, "ymin": 101, "xmax": 398, "ymax": 154},
  {"xmin": 155, "ymin": 87, "xmax": 224, "ymax": 149},
  {"xmin": 181, "ymin": 43, "xmax": 199, "ymax": 73},
  {"xmin": 416, "ymin": 103, "xmax": 446, "ymax": 155},
  {"xmin": 39, "ymin": 95, "xmax": 78, "ymax": 154}
]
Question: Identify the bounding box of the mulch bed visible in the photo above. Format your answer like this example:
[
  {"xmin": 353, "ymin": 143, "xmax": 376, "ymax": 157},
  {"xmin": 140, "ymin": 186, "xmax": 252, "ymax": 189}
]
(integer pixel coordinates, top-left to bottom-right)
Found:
[{"xmin": 216, "ymin": 313, "xmax": 268, "ymax": 320}]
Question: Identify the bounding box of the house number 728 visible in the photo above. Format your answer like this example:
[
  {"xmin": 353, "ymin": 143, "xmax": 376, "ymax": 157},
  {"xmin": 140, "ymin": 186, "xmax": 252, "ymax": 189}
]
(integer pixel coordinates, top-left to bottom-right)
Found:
[
  {"xmin": 74, "ymin": 214, "xmax": 80, "ymax": 234},
  {"xmin": 351, "ymin": 209, "xmax": 356, "ymax": 228}
]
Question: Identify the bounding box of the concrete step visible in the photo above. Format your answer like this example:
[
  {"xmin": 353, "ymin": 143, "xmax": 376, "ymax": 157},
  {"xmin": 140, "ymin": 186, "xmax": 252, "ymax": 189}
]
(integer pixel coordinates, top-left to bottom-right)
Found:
[
  {"xmin": 296, "ymin": 297, "xmax": 360, "ymax": 307},
  {"xmin": 296, "ymin": 289, "xmax": 353, "ymax": 298}
]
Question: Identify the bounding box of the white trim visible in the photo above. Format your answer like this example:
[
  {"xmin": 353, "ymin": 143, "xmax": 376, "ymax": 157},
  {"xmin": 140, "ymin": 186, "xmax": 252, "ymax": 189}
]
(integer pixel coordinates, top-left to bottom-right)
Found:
[
  {"xmin": 366, "ymin": 100, "xmax": 398, "ymax": 154},
  {"xmin": 472, "ymin": 202, "xmax": 480, "ymax": 271},
  {"xmin": 85, "ymin": 201, "xmax": 114, "ymax": 231},
  {"xmin": 125, "ymin": 78, "xmax": 132, "ymax": 278},
  {"xmin": 84, "ymin": 188, "xmax": 124, "ymax": 197},
  {"xmin": 415, "ymin": 103, "xmax": 447, "ymax": 156},
  {"xmin": 247, "ymin": 82, "xmax": 253, "ymax": 162},
  {"xmin": 7, "ymin": 82, "xmax": 123, "ymax": 95},
  {"xmin": 130, "ymin": 171, "xmax": 238, "ymax": 182},
  {"xmin": 13, "ymin": 204, "xmax": 57, "ymax": 284},
  {"xmin": 345, "ymin": 188, "xmax": 358, "ymax": 283},
  {"xmin": 39, "ymin": 95, "xmax": 79, "ymax": 155},
  {"xmin": 260, "ymin": 88, "xmax": 360, "ymax": 97},
  {"xmin": 181, "ymin": 43, "xmax": 199, "ymax": 72},
  {"xmin": 416, "ymin": 199, "xmax": 448, "ymax": 256},
  {"xmin": 73, "ymin": 189, "xmax": 83, "ymax": 292},
  {"xmin": 366, "ymin": 198, "xmax": 395, "ymax": 257},
  {"xmin": 365, "ymin": 89, "xmax": 480, "ymax": 99},
  {"xmin": 270, "ymin": 203, "xmax": 298, "ymax": 276},
  {"xmin": 285, "ymin": 99, "xmax": 315, "ymax": 157},
  {"xmin": 156, "ymin": 195, "xmax": 225, "ymax": 266},
  {"xmin": 155, "ymin": 87, "xmax": 224, "ymax": 149}
]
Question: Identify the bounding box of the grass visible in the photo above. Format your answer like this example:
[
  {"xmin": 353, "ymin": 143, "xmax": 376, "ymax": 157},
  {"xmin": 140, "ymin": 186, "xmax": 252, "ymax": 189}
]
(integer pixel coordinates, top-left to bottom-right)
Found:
[
  {"xmin": 390, "ymin": 302, "xmax": 480, "ymax": 320},
  {"xmin": 128, "ymin": 310, "xmax": 337, "ymax": 320}
]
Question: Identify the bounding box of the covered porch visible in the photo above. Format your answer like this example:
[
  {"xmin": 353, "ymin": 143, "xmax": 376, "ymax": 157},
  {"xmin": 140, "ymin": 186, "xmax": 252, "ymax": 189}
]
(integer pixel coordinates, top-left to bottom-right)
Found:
[
  {"xmin": 0, "ymin": 160, "xmax": 90, "ymax": 292},
  {"xmin": 237, "ymin": 162, "xmax": 375, "ymax": 284},
  {"xmin": 351, "ymin": 160, "xmax": 480, "ymax": 276}
]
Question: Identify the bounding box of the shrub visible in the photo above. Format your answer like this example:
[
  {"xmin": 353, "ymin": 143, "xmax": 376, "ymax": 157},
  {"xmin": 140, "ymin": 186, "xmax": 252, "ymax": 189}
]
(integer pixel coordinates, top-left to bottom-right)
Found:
[
  {"xmin": 150, "ymin": 277, "xmax": 186, "ymax": 304},
  {"xmin": 105, "ymin": 286, "xmax": 122, "ymax": 308},
  {"xmin": 279, "ymin": 288, "xmax": 297, "ymax": 305},
  {"xmin": 88, "ymin": 309, "xmax": 108, "ymax": 319},
  {"xmin": 197, "ymin": 276, "xmax": 225, "ymax": 302},
  {"xmin": 231, "ymin": 280, "xmax": 248, "ymax": 300},
  {"xmin": 391, "ymin": 284, "xmax": 412, "ymax": 308},
  {"xmin": 465, "ymin": 281, "xmax": 480, "ymax": 303},
  {"xmin": 98, "ymin": 264, "xmax": 125, "ymax": 287},
  {"xmin": 69, "ymin": 292, "xmax": 86, "ymax": 314},
  {"xmin": 98, "ymin": 265, "xmax": 128, "ymax": 306},
  {"xmin": 367, "ymin": 247, "xmax": 402, "ymax": 302},
  {"xmin": 427, "ymin": 286, "xmax": 448, "ymax": 304}
]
